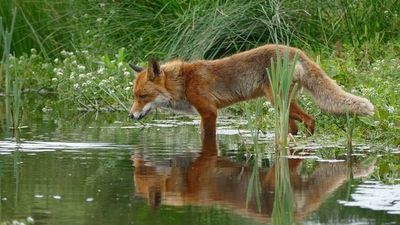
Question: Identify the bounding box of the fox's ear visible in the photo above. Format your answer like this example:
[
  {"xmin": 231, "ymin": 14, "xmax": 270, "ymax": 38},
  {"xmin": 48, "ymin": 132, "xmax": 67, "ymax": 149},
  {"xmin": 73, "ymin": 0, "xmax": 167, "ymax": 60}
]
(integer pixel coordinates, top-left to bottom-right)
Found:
[
  {"xmin": 147, "ymin": 58, "xmax": 161, "ymax": 81},
  {"xmin": 129, "ymin": 63, "xmax": 144, "ymax": 73}
]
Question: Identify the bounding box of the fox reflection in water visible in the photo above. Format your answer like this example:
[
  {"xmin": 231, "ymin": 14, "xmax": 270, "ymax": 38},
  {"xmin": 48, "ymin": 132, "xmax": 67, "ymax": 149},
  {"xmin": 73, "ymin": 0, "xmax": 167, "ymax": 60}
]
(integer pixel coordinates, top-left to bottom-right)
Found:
[{"xmin": 132, "ymin": 140, "xmax": 374, "ymax": 223}]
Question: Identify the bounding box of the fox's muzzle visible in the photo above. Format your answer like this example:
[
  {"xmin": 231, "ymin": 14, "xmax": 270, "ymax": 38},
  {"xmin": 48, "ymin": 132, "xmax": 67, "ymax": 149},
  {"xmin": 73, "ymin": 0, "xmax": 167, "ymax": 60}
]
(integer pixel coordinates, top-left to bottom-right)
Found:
[
  {"xmin": 128, "ymin": 112, "xmax": 143, "ymax": 120},
  {"xmin": 128, "ymin": 102, "xmax": 153, "ymax": 121},
  {"xmin": 128, "ymin": 111, "xmax": 148, "ymax": 121}
]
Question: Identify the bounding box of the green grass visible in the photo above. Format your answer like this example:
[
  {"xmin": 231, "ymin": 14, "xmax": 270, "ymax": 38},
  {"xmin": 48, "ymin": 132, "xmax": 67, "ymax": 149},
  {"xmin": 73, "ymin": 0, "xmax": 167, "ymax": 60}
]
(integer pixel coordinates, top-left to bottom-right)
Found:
[
  {"xmin": 268, "ymin": 46, "xmax": 299, "ymax": 150},
  {"xmin": 2, "ymin": 0, "xmax": 399, "ymax": 59},
  {"xmin": 0, "ymin": 0, "xmax": 75, "ymax": 57}
]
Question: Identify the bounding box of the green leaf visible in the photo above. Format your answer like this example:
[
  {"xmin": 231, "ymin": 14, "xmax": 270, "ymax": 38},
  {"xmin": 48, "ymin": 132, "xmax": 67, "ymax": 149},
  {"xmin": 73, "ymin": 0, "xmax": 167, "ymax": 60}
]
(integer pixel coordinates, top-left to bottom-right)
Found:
[{"xmin": 358, "ymin": 116, "xmax": 377, "ymax": 127}]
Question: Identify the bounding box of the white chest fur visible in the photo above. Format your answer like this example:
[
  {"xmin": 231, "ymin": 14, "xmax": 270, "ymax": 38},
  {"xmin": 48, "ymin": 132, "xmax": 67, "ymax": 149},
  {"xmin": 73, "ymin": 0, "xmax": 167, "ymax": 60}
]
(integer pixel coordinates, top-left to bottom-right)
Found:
[{"xmin": 168, "ymin": 100, "xmax": 197, "ymax": 114}]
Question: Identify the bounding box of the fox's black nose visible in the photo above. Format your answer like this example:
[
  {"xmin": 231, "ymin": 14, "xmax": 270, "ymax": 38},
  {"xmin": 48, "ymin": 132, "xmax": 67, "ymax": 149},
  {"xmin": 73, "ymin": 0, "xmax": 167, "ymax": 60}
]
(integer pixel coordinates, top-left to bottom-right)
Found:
[
  {"xmin": 128, "ymin": 112, "xmax": 135, "ymax": 120},
  {"xmin": 128, "ymin": 112, "xmax": 144, "ymax": 120}
]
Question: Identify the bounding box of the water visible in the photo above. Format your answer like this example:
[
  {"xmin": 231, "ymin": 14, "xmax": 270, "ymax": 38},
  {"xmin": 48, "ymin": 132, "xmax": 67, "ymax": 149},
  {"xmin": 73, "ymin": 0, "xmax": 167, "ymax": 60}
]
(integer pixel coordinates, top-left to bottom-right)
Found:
[{"xmin": 1, "ymin": 98, "xmax": 399, "ymax": 225}]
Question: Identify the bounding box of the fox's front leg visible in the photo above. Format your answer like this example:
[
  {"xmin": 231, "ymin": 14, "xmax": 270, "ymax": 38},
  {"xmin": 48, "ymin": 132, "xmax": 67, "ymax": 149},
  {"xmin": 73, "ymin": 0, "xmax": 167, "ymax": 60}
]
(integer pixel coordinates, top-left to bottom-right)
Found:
[
  {"xmin": 199, "ymin": 111, "xmax": 217, "ymax": 140},
  {"xmin": 187, "ymin": 93, "xmax": 218, "ymax": 141}
]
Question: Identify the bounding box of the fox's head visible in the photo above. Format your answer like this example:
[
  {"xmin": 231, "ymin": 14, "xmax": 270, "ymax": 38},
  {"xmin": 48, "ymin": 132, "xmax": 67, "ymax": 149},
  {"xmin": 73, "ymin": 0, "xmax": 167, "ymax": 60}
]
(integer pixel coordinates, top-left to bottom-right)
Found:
[{"xmin": 128, "ymin": 59, "xmax": 171, "ymax": 120}]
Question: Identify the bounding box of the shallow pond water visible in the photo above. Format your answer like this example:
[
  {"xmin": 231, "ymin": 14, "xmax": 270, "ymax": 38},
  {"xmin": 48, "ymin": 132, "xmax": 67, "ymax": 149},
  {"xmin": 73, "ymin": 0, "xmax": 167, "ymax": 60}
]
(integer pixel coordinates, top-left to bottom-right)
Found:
[{"xmin": 0, "ymin": 99, "xmax": 399, "ymax": 225}]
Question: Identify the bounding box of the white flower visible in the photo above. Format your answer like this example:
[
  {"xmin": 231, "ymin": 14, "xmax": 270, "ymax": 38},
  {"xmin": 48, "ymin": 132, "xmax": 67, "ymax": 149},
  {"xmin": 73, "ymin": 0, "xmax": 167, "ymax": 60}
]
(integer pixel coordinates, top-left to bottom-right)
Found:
[
  {"xmin": 96, "ymin": 18, "xmax": 103, "ymax": 22},
  {"xmin": 41, "ymin": 63, "xmax": 50, "ymax": 69},
  {"xmin": 118, "ymin": 62, "xmax": 123, "ymax": 68},
  {"xmin": 387, "ymin": 105, "xmax": 395, "ymax": 113},
  {"xmin": 124, "ymin": 71, "xmax": 130, "ymax": 76},
  {"xmin": 78, "ymin": 65, "xmax": 86, "ymax": 71},
  {"xmin": 73, "ymin": 84, "xmax": 79, "ymax": 89},
  {"xmin": 79, "ymin": 73, "xmax": 85, "ymax": 79},
  {"xmin": 99, "ymin": 80, "xmax": 107, "ymax": 86},
  {"xmin": 125, "ymin": 87, "xmax": 131, "ymax": 91},
  {"xmin": 54, "ymin": 58, "xmax": 60, "ymax": 63},
  {"xmin": 97, "ymin": 67, "xmax": 105, "ymax": 74},
  {"xmin": 52, "ymin": 78, "xmax": 58, "ymax": 82}
]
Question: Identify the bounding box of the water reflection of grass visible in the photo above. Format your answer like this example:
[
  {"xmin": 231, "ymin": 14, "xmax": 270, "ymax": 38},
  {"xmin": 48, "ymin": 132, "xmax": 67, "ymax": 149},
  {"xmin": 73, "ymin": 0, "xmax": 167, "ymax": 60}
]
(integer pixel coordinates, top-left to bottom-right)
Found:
[{"xmin": 272, "ymin": 154, "xmax": 295, "ymax": 225}]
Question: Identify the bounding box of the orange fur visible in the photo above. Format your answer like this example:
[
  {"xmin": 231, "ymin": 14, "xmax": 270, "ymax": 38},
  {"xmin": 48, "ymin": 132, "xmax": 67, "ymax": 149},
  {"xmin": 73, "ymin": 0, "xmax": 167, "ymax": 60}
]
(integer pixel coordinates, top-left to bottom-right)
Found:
[{"xmin": 128, "ymin": 44, "xmax": 374, "ymax": 137}]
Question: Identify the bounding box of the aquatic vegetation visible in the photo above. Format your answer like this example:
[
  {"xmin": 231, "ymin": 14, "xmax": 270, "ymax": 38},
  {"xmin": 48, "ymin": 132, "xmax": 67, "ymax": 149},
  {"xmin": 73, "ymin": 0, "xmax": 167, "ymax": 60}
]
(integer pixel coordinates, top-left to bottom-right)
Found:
[
  {"xmin": 1, "ymin": 8, "xmax": 23, "ymax": 139},
  {"xmin": 267, "ymin": 47, "xmax": 299, "ymax": 150}
]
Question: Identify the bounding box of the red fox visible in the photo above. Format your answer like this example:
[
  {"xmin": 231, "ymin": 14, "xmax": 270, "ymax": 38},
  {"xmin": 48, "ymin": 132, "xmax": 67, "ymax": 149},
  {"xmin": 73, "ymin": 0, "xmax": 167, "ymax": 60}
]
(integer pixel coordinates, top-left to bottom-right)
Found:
[{"xmin": 128, "ymin": 44, "xmax": 374, "ymax": 137}]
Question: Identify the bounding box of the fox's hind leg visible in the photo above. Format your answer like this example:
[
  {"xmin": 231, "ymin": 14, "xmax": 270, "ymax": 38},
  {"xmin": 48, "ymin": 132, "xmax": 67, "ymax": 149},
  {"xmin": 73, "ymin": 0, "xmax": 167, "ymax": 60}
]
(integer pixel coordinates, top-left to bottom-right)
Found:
[
  {"xmin": 263, "ymin": 86, "xmax": 299, "ymax": 135},
  {"xmin": 289, "ymin": 119, "xmax": 299, "ymax": 135},
  {"xmin": 289, "ymin": 100, "xmax": 315, "ymax": 136}
]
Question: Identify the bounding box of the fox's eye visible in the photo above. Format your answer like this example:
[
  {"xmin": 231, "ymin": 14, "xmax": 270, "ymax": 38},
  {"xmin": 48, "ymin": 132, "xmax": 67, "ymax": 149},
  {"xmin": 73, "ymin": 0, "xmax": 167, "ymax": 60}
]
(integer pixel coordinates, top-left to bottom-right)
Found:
[{"xmin": 139, "ymin": 94, "xmax": 147, "ymax": 99}]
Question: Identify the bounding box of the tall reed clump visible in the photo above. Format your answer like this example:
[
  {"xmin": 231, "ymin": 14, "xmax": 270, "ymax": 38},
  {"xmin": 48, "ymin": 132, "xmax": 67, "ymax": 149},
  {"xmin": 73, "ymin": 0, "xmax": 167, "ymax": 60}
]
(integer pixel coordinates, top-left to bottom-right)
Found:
[
  {"xmin": 268, "ymin": 46, "xmax": 298, "ymax": 225},
  {"xmin": 0, "ymin": 0, "xmax": 74, "ymax": 57},
  {"xmin": 268, "ymin": 47, "xmax": 299, "ymax": 150},
  {"xmin": 73, "ymin": 0, "xmax": 299, "ymax": 60},
  {"xmin": 1, "ymin": 9, "xmax": 16, "ymax": 133},
  {"xmin": 1, "ymin": 8, "xmax": 23, "ymax": 138}
]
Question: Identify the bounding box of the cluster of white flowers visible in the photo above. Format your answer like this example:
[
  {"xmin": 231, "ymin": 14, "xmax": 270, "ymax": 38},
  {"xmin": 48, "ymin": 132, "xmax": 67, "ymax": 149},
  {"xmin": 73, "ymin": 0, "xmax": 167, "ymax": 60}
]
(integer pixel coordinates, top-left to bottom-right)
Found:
[
  {"xmin": 47, "ymin": 48, "xmax": 134, "ymax": 109},
  {"xmin": 370, "ymin": 58, "xmax": 400, "ymax": 74}
]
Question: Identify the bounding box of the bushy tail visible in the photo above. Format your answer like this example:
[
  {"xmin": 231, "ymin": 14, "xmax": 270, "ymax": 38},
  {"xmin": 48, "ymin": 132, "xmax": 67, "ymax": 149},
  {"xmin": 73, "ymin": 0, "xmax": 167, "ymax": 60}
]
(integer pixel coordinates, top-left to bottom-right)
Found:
[{"xmin": 297, "ymin": 56, "xmax": 374, "ymax": 116}]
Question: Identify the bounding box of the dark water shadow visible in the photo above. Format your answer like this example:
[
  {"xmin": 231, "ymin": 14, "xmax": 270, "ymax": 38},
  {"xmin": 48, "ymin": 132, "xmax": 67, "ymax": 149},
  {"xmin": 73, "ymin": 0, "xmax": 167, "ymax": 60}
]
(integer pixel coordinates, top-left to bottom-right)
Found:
[{"xmin": 132, "ymin": 138, "xmax": 375, "ymax": 224}]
